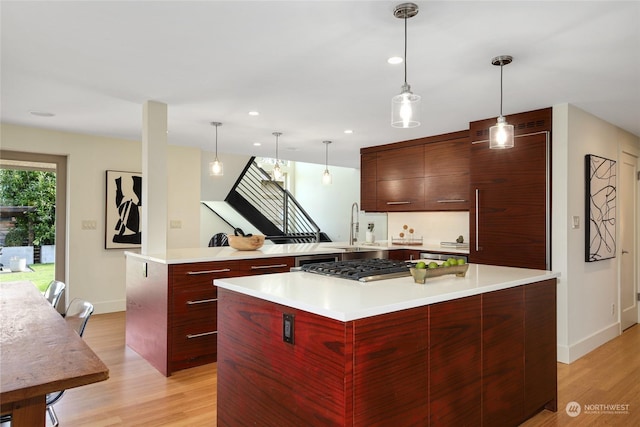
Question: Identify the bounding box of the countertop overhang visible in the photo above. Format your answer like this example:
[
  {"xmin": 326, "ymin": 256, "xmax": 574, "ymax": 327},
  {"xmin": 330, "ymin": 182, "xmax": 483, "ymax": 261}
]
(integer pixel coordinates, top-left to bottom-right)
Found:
[
  {"xmin": 124, "ymin": 242, "xmax": 468, "ymax": 264},
  {"xmin": 214, "ymin": 264, "xmax": 560, "ymax": 321}
]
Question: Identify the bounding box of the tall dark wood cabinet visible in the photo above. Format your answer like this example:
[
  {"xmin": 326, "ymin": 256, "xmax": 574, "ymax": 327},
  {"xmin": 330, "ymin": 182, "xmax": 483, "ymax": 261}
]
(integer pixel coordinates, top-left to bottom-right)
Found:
[{"xmin": 469, "ymin": 108, "xmax": 552, "ymax": 270}]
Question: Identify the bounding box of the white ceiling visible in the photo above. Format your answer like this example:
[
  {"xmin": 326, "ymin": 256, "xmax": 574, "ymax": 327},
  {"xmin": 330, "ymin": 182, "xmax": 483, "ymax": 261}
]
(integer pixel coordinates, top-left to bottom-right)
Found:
[{"xmin": 1, "ymin": 1, "xmax": 639, "ymax": 169}]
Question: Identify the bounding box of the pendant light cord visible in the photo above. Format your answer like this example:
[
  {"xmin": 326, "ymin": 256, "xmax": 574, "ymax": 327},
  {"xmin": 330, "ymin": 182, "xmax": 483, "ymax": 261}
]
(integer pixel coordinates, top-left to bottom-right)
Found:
[
  {"xmin": 499, "ymin": 63, "xmax": 504, "ymax": 117},
  {"xmin": 403, "ymin": 15, "xmax": 408, "ymax": 85},
  {"xmin": 214, "ymin": 125, "xmax": 218, "ymax": 158},
  {"xmin": 325, "ymin": 142, "xmax": 329, "ymax": 169}
]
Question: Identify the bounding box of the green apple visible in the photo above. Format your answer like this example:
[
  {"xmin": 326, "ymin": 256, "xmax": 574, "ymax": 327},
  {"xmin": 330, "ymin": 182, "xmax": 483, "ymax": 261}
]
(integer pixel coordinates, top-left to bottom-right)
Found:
[
  {"xmin": 457, "ymin": 259, "xmax": 466, "ymax": 265},
  {"xmin": 428, "ymin": 262, "xmax": 438, "ymax": 269},
  {"xmin": 415, "ymin": 261, "xmax": 427, "ymax": 269}
]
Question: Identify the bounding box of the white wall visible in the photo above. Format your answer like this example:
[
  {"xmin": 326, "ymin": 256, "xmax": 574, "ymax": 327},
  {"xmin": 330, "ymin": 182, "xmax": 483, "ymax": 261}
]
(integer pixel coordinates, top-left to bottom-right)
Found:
[
  {"xmin": 0, "ymin": 123, "xmax": 201, "ymax": 313},
  {"xmin": 553, "ymin": 103, "xmax": 640, "ymax": 363},
  {"xmin": 292, "ymin": 162, "xmax": 386, "ymax": 243}
]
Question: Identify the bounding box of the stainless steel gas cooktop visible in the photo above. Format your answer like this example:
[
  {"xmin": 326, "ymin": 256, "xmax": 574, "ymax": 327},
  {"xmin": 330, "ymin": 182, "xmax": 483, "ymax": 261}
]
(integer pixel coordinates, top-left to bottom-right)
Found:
[{"xmin": 300, "ymin": 258, "xmax": 410, "ymax": 282}]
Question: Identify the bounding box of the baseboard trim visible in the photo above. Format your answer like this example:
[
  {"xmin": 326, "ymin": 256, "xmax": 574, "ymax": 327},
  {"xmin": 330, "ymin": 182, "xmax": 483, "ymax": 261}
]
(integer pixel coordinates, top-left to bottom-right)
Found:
[
  {"xmin": 93, "ymin": 299, "xmax": 126, "ymax": 314},
  {"xmin": 559, "ymin": 322, "xmax": 620, "ymax": 364}
]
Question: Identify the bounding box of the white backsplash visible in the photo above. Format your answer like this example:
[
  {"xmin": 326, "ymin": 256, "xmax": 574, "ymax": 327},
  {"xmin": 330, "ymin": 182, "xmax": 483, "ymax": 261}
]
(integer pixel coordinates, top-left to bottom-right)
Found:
[{"xmin": 387, "ymin": 212, "xmax": 470, "ymax": 246}]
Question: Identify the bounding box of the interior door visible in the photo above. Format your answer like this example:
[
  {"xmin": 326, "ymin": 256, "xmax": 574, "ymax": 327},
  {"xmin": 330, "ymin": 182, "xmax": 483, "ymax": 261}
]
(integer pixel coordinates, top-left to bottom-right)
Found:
[{"xmin": 620, "ymin": 150, "xmax": 638, "ymax": 330}]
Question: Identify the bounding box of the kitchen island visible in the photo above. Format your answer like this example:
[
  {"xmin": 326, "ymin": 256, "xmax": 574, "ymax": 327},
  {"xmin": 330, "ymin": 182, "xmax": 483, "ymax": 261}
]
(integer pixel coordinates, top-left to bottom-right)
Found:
[{"xmin": 215, "ymin": 264, "xmax": 559, "ymax": 427}]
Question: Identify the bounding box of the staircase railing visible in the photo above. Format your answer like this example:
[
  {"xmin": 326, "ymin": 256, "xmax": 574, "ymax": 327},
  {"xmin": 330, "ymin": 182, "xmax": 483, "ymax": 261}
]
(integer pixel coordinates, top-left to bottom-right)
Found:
[{"xmin": 225, "ymin": 158, "xmax": 326, "ymax": 243}]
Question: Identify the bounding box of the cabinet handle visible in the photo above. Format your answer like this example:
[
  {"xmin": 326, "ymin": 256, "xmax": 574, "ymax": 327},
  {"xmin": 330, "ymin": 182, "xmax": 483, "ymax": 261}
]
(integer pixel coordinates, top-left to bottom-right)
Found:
[
  {"xmin": 436, "ymin": 199, "xmax": 467, "ymax": 203},
  {"xmin": 386, "ymin": 201, "xmax": 411, "ymax": 205},
  {"xmin": 475, "ymin": 189, "xmax": 480, "ymax": 252},
  {"xmin": 187, "ymin": 268, "xmax": 231, "ymax": 275},
  {"xmin": 186, "ymin": 298, "xmax": 218, "ymax": 305},
  {"xmin": 186, "ymin": 331, "xmax": 217, "ymax": 339},
  {"xmin": 250, "ymin": 264, "xmax": 288, "ymax": 270}
]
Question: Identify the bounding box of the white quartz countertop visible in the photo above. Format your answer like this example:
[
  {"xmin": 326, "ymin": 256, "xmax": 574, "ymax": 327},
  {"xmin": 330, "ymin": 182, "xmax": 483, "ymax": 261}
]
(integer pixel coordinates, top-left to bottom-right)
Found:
[
  {"xmin": 214, "ymin": 264, "xmax": 559, "ymax": 322},
  {"xmin": 124, "ymin": 242, "xmax": 468, "ymax": 264}
]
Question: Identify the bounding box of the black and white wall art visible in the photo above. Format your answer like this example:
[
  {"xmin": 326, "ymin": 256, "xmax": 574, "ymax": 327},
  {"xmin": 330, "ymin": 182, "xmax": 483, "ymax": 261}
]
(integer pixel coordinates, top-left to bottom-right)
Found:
[
  {"xmin": 106, "ymin": 170, "xmax": 142, "ymax": 249},
  {"xmin": 585, "ymin": 154, "xmax": 616, "ymax": 262}
]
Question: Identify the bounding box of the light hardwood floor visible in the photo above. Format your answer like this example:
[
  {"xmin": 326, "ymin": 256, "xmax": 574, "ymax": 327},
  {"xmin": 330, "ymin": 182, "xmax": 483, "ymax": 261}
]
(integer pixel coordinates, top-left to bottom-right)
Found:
[{"xmin": 47, "ymin": 312, "xmax": 639, "ymax": 426}]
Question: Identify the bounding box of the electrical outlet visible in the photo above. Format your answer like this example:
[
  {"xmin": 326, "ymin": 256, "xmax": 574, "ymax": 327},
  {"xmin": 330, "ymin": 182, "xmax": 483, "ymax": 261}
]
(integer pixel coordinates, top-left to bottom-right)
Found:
[
  {"xmin": 283, "ymin": 313, "xmax": 295, "ymax": 344},
  {"xmin": 169, "ymin": 220, "xmax": 182, "ymax": 229},
  {"xmin": 611, "ymin": 303, "xmax": 615, "ymax": 316}
]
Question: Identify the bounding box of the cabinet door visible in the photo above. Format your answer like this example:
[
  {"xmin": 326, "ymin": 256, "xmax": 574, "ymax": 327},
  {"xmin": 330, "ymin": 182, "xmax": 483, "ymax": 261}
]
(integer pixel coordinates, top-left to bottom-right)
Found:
[
  {"xmin": 376, "ymin": 178, "xmax": 425, "ymax": 211},
  {"xmin": 424, "ymin": 139, "xmax": 470, "ymax": 210},
  {"xmin": 482, "ymin": 286, "xmax": 525, "ymax": 426},
  {"xmin": 360, "ymin": 153, "xmax": 377, "ymax": 212},
  {"xmin": 429, "ymin": 295, "xmax": 481, "ymax": 426},
  {"xmin": 524, "ymin": 280, "xmax": 557, "ymax": 416},
  {"xmin": 376, "ymin": 145, "xmax": 424, "ymax": 180},
  {"xmin": 470, "ymin": 132, "xmax": 549, "ymax": 269}
]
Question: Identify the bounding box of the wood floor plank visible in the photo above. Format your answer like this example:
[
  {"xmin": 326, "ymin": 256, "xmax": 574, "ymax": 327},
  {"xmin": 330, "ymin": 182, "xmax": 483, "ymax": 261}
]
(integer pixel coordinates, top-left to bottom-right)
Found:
[{"xmin": 42, "ymin": 312, "xmax": 639, "ymax": 426}]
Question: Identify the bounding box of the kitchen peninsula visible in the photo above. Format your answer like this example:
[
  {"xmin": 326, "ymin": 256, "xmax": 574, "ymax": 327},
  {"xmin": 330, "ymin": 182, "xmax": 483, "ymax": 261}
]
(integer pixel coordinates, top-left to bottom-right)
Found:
[
  {"xmin": 215, "ymin": 264, "xmax": 559, "ymax": 427},
  {"xmin": 125, "ymin": 242, "xmax": 466, "ymax": 376}
]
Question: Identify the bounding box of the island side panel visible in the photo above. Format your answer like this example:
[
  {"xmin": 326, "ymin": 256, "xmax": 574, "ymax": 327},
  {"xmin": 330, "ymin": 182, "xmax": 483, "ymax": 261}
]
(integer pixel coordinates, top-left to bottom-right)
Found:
[
  {"xmin": 217, "ymin": 288, "xmax": 353, "ymax": 427},
  {"xmin": 429, "ymin": 294, "xmax": 482, "ymax": 426},
  {"xmin": 353, "ymin": 306, "xmax": 429, "ymax": 426},
  {"xmin": 482, "ymin": 286, "xmax": 525, "ymax": 426},
  {"xmin": 125, "ymin": 256, "xmax": 169, "ymax": 376},
  {"xmin": 524, "ymin": 279, "xmax": 558, "ymax": 415}
]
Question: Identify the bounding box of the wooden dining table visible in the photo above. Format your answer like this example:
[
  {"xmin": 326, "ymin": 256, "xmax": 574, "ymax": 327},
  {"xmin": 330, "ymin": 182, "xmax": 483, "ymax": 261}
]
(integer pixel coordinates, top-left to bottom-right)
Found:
[{"xmin": 0, "ymin": 280, "xmax": 109, "ymax": 426}]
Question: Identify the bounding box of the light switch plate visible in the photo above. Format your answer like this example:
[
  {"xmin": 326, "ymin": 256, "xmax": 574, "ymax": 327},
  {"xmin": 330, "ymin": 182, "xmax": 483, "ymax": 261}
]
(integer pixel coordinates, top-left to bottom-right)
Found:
[{"xmin": 572, "ymin": 216, "xmax": 580, "ymax": 229}]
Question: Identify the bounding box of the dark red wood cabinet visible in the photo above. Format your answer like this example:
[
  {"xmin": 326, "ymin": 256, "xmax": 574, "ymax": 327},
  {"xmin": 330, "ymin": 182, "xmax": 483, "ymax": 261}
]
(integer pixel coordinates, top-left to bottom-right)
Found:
[
  {"xmin": 126, "ymin": 256, "xmax": 295, "ymax": 376},
  {"xmin": 360, "ymin": 131, "xmax": 470, "ymax": 213},
  {"xmin": 469, "ymin": 107, "xmax": 552, "ymax": 270},
  {"xmin": 217, "ymin": 279, "xmax": 557, "ymax": 426}
]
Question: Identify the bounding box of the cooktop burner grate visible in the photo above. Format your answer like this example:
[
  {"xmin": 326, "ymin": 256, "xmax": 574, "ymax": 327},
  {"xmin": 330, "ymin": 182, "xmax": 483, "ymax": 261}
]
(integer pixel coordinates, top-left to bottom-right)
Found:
[{"xmin": 300, "ymin": 258, "xmax": 410, "ymax": 282}]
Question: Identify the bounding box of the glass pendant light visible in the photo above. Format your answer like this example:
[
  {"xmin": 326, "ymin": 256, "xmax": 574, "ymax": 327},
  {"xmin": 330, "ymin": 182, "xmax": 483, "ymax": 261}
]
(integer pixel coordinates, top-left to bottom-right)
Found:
[
  {"xmin": 209, "ymin": 122, "xmax": 224, "ymax": 176},
  {"xmin": 322, "ymin": 141, "xmax": 332, "ymax": 185},
  {"xmin": 272, "ymin": 132, "xmax": 283, "ymax": 181},
  {"xmin": 391, "ymin": 2, "xmax": 420, "ymax": 129},
  {"xmin": 489, "ymin": 55, "xmax": 515, "ymax": 149}
]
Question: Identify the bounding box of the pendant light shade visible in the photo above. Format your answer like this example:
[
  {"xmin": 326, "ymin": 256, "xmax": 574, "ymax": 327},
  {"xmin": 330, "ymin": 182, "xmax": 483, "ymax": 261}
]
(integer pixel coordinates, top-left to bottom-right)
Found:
[
  {"xmin": 272, "ymin": 132, "xmax": 283, "ymax": 181},
  {"xmin": 209, "ymin": 122, "xmax": 224, "ymax": 176},
  {"xmin": 489, "ymin": 55, "xmax": 514, "ymax": 149},
  {"xmin": 322, "ymin": 141, "xmax": 332, "ymax": 185},
  {"xmin": 391, "ymin": 3, "xmax": 420, "ymax": 129}
]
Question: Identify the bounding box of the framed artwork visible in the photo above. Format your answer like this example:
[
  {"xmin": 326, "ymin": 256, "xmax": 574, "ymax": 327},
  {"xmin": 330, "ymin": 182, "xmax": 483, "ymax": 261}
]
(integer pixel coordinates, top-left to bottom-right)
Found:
[
  {"xmin": 105, "ymin": 170, "xmax": 142, "ymax": 249},
  {"xmin": 585, "ymin": 154, "xmax": 616, "ymax": 262}
]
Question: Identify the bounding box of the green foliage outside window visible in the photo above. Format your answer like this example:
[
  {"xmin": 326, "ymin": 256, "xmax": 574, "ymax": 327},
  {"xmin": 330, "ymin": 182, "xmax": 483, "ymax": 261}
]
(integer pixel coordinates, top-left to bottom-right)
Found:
[{"xmin": 0, "ymin": 169, "xmax": 56, "ymax": 246}]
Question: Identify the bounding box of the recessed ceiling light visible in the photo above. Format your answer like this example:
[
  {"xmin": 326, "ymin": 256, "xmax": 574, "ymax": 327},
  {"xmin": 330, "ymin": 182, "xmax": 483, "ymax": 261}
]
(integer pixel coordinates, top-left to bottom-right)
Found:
[
  {"xmin": 387, "ymin": 57, "xmax": 403, "ymax": 65},
  {"xmin": 30, "ymin": 111, "xmax": 55, "ymax": 117},
  {"xmin": 344, "ymin": 129, "xmax": 353, "ymax": 134},
  {"xmin": 248, "ymin": 111, "xmax": 260, "ymax": 116},
  {"xmin": 253, "ymin": 142, "xmax": 261, "ymax": 146}
]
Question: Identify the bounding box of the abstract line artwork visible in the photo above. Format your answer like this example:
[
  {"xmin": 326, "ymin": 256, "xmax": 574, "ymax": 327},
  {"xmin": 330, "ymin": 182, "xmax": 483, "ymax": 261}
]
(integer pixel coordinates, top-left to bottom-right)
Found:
[
  {"xmin": 105, "ymin": 170, "xmax": 142, "ymax": 249},
  {"xmin": 585, "ymin": 154, "xmax": 616, "ymax": 262}
]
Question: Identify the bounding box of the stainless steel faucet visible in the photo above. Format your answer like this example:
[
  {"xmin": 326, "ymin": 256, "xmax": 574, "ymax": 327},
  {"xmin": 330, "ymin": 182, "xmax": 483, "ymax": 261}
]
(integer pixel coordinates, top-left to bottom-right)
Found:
[{"xmin": 349, "ymin": 202, "xmax": 359, "ymax": 245}]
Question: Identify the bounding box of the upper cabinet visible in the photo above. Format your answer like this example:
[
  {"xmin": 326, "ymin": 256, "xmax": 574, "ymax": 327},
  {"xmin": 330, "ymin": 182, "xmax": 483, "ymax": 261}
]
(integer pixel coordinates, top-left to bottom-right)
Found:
[{"xmin": 360, "ymin": 131, "xmax": 469, "ymax": 212}]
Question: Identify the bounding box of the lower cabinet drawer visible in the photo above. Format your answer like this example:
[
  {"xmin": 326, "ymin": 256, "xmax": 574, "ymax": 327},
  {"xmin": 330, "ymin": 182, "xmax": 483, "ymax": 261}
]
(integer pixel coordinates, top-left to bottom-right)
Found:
[
  {"xmin": 172, "ymin": 287, "xmax": 218, "ymax": 326},
  {"xmin": 170, "ymin": 320, "xmax": 218, "ymax": 369}
]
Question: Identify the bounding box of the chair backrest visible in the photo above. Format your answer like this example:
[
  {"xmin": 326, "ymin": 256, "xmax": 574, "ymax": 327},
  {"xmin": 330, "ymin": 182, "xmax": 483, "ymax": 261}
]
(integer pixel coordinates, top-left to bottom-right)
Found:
[
  {"xmin": 208, "ymin": 232, "xmax": 229, "ymax": 247},
  {"xmin": 64, "ymin": 298, "xmax": 94, "ymax": 337},
  {"xmin": 44, "ymin": 280, "xmax": 66, "ymax": 309}
]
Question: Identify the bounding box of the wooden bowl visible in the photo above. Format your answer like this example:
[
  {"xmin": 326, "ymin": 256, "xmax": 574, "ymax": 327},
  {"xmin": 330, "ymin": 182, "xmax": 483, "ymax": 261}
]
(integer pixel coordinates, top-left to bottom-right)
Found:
[{"xmin": 227, "ymin": 234, "xmax": 265, "ymax": 251}]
